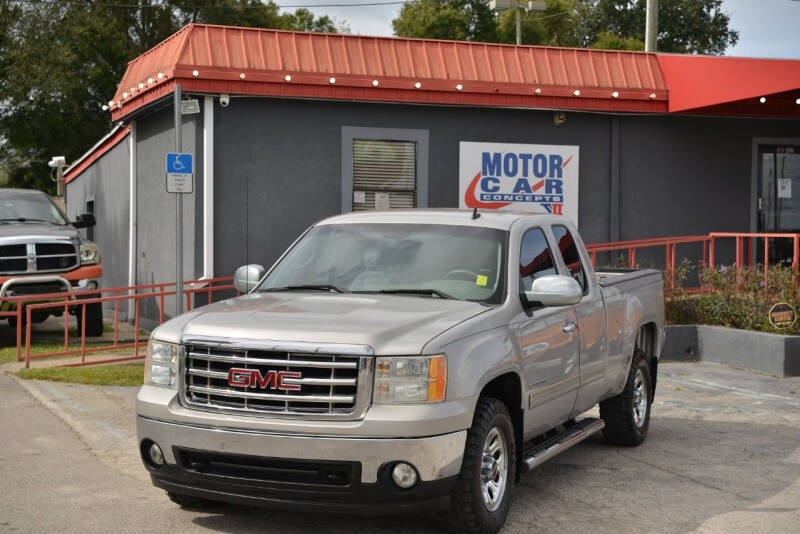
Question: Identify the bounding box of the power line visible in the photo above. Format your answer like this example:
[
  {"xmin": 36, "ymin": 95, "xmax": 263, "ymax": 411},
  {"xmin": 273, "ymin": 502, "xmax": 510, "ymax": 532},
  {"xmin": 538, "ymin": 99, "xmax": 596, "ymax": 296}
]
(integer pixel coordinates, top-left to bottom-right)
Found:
[
  {"xmin": 8, "ymin": 0, "xmax": 574, "ymax": 14},
  {"xmin": 7, "ymin": 0, "xmax": 416, "ymax": 9}
]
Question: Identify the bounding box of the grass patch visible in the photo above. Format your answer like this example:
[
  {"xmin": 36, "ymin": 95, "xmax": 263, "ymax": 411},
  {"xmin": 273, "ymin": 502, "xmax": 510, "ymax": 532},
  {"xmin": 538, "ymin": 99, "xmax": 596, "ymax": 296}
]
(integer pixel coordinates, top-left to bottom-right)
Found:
[
  {"xmin": 0, "ymin": 343, "xmax": 133, "ymax": 364},
  {"xmin": 0, "ymin": 343, "xmax": 77, "ymax": 364},
  {"xmin": 14, "ymin": 363, "xmax": 144, "ymax": 387}
]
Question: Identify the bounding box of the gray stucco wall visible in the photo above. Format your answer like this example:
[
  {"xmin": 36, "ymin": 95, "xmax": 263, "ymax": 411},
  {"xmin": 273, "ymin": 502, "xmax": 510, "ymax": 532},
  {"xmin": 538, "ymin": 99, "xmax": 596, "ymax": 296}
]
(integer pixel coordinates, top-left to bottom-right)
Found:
[
  {"xmin": 64, "ymin": 136, "xmax": 130, "ymax": 298},
  {"xmin": 618, "ymin": 114, "xmax": 800, "ymax": 240},
  {"xmin": 68, "ymin": 96, "xmax": 800, "ymax": 311},
  {"xmin": 211, "ymin": 98, "xmax": 615, "ymax": 278},
  {"xmin": 136, "ymin": 109, "xmax": 201, "ymax": 319},
  {"xmin": 211, "ymin": 97, "xmax": 799, "ymax": 276}
]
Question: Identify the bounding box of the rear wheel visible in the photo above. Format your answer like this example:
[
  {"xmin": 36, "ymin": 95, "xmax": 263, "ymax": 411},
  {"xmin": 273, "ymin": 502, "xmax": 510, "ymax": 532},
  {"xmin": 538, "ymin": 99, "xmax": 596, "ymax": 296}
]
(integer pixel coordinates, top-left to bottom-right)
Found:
[
  {"xmin": 600, "ymin": 348, "xmax": 652, "ymax": 446},
  {"xmin": 77, "ymin": 302, "xmax": 104, "ymax": 337},
  {"xmin": 444, "ymin": 397, "xmax": 516, "ymax": 534}
]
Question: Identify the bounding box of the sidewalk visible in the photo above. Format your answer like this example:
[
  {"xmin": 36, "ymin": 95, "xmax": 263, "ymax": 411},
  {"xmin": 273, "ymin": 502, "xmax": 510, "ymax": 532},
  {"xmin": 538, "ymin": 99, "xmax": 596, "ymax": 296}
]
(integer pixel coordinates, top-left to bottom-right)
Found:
[{"xmin": 9, "ymin": 374, "xmax": 144, "ymax": 481}]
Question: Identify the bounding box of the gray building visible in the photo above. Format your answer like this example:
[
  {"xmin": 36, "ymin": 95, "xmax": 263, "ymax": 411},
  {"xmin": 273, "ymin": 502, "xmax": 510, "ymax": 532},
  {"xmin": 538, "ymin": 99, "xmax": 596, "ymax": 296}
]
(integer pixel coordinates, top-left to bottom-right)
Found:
[{"xmin": 64, "ymin": 24, "xmax": 800, "ymax": 319}]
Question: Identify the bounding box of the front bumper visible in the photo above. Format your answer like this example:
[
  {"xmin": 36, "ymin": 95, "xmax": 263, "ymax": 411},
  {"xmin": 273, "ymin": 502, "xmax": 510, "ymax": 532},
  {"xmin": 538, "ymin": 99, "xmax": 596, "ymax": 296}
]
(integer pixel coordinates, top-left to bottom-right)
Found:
[{"xmin": 138, "ymin": 416, "xmax": 465, "ymax": 513}]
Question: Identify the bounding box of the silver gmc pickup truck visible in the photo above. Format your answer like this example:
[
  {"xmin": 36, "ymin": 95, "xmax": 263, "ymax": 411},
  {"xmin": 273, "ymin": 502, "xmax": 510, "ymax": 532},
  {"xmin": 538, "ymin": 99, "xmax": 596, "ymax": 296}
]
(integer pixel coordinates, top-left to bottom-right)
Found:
[{"xmin": 137, "ymin": 209, "xmax": 664, "ymax": 533}]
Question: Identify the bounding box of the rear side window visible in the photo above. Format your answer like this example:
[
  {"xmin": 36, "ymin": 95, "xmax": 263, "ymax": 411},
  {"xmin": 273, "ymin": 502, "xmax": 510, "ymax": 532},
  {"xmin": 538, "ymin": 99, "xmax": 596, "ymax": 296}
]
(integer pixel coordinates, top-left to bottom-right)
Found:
[
  {"xmin": 552, "ymin": 225, "xmax": 587, "ymax": 292},
  {"xmin": 519, "ymin": 228, "xmax": 556, "ymax": 291}
]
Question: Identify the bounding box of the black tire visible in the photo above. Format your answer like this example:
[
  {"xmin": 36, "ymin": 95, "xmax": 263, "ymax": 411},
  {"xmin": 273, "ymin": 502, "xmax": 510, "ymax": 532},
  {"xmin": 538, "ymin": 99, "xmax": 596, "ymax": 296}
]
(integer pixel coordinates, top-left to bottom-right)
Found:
[
  {"xmin": 9, "ymin": 312, "xmax": 50, "ymax": 327},
  {"xmin": 166, "ymin": 491, "xmax": 216, "ymax": 509},
  {"xmin": 77, "ymin": 302, "xmax": 104, "ymax": 337},
  {"xmin": 600, "ymin": 348, "xmax": 652, "ymax": 446},
  {"xmin": 444, "ymin": 397, "xmax": 516, "ymax": 534}
]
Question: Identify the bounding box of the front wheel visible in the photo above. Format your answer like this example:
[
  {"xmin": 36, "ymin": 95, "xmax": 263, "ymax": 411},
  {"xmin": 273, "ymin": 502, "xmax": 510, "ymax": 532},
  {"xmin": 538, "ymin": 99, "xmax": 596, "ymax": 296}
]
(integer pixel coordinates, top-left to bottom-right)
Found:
[
  {"xmin": 444, "ymin": 397, "xmax": 516, "ymax": 534},
  {"xmin": 600, "ymin": 348, "xmax": 652, "ymax": 446},
  {"xmin": 77, "ymin": 302, "xmax": 104, "ymax": 337}
]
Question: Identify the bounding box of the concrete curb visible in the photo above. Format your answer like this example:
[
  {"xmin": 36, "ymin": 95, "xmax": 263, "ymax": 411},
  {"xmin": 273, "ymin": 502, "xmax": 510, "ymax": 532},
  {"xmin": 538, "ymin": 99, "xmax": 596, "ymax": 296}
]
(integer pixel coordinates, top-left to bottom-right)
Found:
[{"xmin": 662, "ymin": 324, "xmax": 800, "ymax": 377}]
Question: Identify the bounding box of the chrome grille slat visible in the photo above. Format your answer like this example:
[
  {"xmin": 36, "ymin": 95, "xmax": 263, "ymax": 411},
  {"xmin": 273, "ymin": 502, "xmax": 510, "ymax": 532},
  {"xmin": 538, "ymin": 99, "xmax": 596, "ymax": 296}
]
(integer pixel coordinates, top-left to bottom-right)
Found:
[
  {"xmin": 181, "ymin": 340, "xmax": 370, "ymax": 419},
  {"xmin": 188, "ymin": 385, "xmax": 355, "ymax": 404},
  {"xmin": 187, "ymin": 351, "xmax": 358, "ymax": 369},
  {"xmin": 0, "ymin": 240, "xmax": 78, "ymax": 275}
]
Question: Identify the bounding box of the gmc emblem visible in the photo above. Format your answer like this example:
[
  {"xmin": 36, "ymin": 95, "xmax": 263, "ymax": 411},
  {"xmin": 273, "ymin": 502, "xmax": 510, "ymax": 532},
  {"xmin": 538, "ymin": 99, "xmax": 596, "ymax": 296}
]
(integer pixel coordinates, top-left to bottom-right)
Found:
[{"xmin": 227, "ymin": 368, "xmax": 302, "ymax": 391}]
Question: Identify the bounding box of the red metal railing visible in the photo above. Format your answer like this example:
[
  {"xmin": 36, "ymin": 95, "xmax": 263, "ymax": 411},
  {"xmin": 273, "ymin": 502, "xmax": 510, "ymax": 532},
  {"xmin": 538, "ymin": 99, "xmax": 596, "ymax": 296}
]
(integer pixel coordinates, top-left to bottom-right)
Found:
[
  {"xmin": 586, "ymin": 235, "xmax": 710, "ymax": 291},
  {"xmin": 586, "ymin": 232, "xmax": 800, "ymax": 291},
  {"xmin": 1, "ymin": 276, "xmax": 235, "ymax": 368},
  {"xmin": 708, "ymin": 232, "xmax": 799, "ymax": 279}
]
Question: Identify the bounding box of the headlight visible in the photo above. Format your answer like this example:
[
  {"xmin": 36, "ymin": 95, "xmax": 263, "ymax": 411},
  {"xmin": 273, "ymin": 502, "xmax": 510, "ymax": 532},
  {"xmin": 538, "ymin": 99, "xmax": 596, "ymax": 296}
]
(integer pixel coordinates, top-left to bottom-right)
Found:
[
  {"xmin": 374, "ymin": 354, "xmax": 446, "ymax": 404},
  {"xmin": 145, "ymin": 339, "xmax": 180, "ymax": 388},
  {"xmin": 80, "ymin": 241, "xmax": 100, "ymax": 265}
]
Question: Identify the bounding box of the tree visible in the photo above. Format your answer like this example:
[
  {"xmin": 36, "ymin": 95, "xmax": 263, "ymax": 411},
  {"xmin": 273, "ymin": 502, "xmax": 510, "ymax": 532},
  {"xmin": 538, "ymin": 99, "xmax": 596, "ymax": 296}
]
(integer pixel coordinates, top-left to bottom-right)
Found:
[
  {"xmin": 392, "ymin": 0, "xmax": 738, "ymax": 54},
  {"xmin": 589, "ymin": 31, "xmax": 644, "ymax": 51},
  {"xmin": 576, "ymin": 0, "xmax": 738, "ymax": 55},
  {"xmin": 392, "ymin": 0, "xmax": 497, "ymax": 43},
  {"xmin": 0, "ymin": 1, "xmax": 346, "ymax": 192}
]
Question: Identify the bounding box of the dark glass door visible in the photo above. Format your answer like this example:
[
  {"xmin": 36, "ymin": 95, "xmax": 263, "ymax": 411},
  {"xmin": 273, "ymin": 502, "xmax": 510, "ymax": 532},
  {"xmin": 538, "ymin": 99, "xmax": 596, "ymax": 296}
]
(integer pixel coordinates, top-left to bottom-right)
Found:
[{"xmin": 758, "ymin": 145, "xmax": 800, "ymax": 265}]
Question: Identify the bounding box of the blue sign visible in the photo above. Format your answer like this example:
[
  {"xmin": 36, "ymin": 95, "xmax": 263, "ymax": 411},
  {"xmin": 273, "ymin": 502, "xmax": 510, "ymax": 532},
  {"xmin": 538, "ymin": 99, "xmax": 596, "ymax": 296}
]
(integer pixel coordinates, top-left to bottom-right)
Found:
[{"xmin": 166, "ymin": 152, "xmax": 193, "ymax": 174}]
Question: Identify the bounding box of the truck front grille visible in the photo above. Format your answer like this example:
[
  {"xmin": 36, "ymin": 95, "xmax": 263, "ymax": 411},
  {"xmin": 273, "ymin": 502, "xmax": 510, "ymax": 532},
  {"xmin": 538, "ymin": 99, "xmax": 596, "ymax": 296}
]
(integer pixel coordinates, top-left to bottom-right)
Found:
[
  {"xmin": 0, "ymin": 241, "xmax": 78, "ymax": 275},
  {"xmin": 182, "ymin": 342, "xmax": 371, "ymax": 419},
  {"xmin": 35, "ymin": 243, "xmax": 79, "ymax": 271}
]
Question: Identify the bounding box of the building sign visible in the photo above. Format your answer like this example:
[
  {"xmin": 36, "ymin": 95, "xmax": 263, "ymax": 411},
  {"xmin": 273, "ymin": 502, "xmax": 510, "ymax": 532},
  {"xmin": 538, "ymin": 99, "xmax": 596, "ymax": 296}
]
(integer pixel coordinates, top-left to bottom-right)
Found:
[
  {"xmin": 778, "ymin": 178, "xmax": 792, "ymax": 199},
  {"xmin": 166, "ymin": 152, "xmax": 193, "ymax": 193},
  {"xmin": 768, "ymin": 302, "xmax": 796, "ymax": 329},
  {"xmin": 459, "ymin": 142, "xmax": 579, "ymax": 223}
]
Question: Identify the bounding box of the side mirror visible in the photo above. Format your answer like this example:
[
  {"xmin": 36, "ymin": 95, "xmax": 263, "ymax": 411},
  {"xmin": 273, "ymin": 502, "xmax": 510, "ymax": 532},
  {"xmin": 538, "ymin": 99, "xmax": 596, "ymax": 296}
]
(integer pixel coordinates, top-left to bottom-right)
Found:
[
  {"xmin": 234, "ymin": 264, "xmax": 266, "ymax": 293},
  {"xmin": 72, "ymin": 213, "xmax": 96, "ymax": 228},
  {"xmin": 523, "ymin": 275, "xmax": 582, "ymax": 308}
]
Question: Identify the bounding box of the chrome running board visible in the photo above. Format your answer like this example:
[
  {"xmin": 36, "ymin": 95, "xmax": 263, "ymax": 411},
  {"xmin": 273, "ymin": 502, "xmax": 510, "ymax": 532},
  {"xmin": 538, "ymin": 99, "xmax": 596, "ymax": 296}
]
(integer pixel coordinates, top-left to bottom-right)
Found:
[{"xmin": 521, "ymin": 417, "xmax": 605, "ymax": 472}]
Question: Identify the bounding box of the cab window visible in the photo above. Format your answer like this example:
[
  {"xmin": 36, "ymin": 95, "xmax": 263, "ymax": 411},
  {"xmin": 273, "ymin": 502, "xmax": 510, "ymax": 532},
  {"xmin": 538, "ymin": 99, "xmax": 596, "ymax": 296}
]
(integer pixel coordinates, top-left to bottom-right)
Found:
[
  {"xmin": 519, "ymin": 228, "xmax": 557, "ymax": 291},
  {"xmin": 551, "ymin": 225, "xmax": 587, "ymax": 293}
]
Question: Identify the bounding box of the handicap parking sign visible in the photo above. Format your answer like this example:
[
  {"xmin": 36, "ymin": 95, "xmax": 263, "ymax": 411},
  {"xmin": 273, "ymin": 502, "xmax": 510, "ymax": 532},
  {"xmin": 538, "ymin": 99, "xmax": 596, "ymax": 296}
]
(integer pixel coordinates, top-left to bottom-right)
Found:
[{"xmin": 166, "ymin": 152, "xmax": 193, "ymax": 193}]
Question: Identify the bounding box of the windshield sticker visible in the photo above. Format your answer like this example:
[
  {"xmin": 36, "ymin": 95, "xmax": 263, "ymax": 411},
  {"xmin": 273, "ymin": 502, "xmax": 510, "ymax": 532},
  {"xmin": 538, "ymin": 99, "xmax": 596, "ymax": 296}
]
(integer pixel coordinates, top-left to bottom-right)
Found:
[{"xmin": 476, "ymin": 274, "xmax": 488, "ymax": 286}]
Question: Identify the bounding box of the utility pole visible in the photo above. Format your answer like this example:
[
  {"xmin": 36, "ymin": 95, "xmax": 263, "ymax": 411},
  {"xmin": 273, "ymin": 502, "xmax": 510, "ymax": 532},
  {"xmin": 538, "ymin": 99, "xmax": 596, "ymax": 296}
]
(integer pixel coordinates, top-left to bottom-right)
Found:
[
  {"xmin": 645, "ymin": 0, "xmax": 658, "ymax": 52},
  {"xmin": 173, "ymin": 84, "xmax": 183, "ymax": 316},
  {"xmin": 490, "ymin": 0, "xmax": 545, "ymax": 46}
]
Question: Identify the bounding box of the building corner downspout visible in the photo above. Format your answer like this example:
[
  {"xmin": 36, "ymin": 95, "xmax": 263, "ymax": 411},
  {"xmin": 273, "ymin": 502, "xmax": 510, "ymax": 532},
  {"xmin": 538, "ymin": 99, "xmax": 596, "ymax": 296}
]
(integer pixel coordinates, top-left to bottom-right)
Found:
[
  {"xmin": 127, "ymin": 121, "xmax": 137, "ymax": 320},
  {"xmin": 203, "ymin": 96, "xmax": 214, "ymax": 280}
]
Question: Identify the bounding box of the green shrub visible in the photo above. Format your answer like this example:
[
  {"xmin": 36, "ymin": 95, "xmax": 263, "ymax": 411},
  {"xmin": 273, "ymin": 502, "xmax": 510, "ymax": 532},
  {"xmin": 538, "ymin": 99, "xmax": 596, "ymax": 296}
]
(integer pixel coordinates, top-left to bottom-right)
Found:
[{"xmin": 666, "ymin": 264, "xmax": 800, "ymax": 335}]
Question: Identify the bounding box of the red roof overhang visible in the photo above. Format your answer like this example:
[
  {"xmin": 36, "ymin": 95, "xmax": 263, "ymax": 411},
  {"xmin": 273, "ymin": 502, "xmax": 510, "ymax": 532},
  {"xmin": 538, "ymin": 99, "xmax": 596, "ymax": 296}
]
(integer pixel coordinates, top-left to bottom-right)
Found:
[
  {"xmin": 110, "ymin": 24, "xmax": 668, "ymax": 121},
  {"xmin": 657, "ymin": 54, "xmax": 800, "ymax": 117},
  {"xmin": 106, "ymin": 24, "xmax": 800, "ymax": 123}
]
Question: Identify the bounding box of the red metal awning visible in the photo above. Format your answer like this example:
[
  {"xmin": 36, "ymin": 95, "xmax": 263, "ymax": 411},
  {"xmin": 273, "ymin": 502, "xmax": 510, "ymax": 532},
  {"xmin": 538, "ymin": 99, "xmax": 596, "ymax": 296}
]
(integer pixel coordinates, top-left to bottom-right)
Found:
[
  {"xmin": 657, "ymin": 54, "xmax": 800, "ymax": 117},
  {"xmin": 110, "ymin": 23, "xmax": 669, "ymax": 120}
]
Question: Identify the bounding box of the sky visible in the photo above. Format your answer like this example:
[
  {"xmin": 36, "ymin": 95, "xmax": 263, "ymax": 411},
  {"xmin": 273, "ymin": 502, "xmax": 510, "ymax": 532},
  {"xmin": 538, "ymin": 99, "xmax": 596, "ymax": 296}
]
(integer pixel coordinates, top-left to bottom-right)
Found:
[{"xmin": 280, "ymin": 0, "xmax": 800, "ymax": 59}]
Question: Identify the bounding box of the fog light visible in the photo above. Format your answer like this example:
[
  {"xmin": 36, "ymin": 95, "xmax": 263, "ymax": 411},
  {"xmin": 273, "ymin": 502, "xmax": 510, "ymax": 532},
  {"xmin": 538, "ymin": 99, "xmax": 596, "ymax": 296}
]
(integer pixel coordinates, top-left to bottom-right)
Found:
[
  {"xmin": 148, "ymin": 442, "xmax": 165, "ymax": 467},
  {"xmin": 391, "ymin": 462, "xmax": 418, "ymax": 489},
  {"xmin": 77, "ymin": 279, "xmax": 98, "ymax": 290}
]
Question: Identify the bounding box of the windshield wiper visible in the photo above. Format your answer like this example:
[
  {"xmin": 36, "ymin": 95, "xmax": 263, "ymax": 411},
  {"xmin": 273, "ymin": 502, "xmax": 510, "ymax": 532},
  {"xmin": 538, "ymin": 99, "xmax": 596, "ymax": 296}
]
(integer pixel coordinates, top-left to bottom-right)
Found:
[
  {"xmin": 371, "ymin": 288, "xmax": 455, "ymax": 300},
  {"xmin": 261, "ymin": 284, "xmax": 349, "ymax": 293},
  {"xmin": 0, "ymin": 218, "xmax": 58, "ymax": 224}
]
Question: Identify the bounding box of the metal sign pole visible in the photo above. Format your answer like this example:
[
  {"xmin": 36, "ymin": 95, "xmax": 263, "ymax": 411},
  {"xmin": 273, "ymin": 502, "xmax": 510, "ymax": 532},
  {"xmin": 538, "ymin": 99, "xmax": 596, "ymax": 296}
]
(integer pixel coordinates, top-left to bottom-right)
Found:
[{"xmin": 174, "ymin": 84, "xmax": 183, "ymax": 316}]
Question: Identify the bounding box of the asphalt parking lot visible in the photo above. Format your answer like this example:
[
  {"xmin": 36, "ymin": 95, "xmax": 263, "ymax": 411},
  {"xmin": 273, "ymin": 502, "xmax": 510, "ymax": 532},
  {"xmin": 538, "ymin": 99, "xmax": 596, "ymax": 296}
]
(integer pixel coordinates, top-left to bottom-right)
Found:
[{"xmin": 1, "ymin": 361, "xmax": 798, "ymax": 534}]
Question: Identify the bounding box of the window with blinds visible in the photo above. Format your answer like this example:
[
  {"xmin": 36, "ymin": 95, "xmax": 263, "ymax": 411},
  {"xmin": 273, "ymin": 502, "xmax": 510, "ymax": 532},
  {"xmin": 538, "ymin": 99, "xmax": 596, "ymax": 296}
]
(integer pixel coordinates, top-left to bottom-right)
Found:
[{"xmin": 352, "ymin": 139, "xmax": 416, "ymax": 211}]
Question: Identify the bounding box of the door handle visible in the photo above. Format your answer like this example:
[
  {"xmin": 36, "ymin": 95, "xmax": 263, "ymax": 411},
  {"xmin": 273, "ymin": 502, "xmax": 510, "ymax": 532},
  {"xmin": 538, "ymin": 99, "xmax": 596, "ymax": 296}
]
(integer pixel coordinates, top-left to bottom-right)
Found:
[{"xmin": 562, "ymin": 321, "xmax": 578, "ymax": 333}]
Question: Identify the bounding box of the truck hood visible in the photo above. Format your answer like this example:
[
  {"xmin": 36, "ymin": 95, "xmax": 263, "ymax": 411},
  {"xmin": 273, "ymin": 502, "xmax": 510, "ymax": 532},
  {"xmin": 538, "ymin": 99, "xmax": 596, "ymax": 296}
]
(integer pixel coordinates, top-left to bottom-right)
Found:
[
  {"xmin": 154, "ymin": 292, "xmax": 491, "ymax": 355},
  {"xmin": 0, "ymin": 222, "xmax": 80, "ymax": 242}
]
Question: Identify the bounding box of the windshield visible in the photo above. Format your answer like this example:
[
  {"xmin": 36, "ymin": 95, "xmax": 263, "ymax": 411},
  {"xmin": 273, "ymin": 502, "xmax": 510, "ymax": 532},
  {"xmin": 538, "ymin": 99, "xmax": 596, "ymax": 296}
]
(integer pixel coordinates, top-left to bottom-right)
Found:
[
  {"xmin": 260, "ymin": 223, "xmax": 507, "ymax": 303},
  {"xmin": 0, "ymin": 192, "xmax": 67, "ymax": 225}
]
